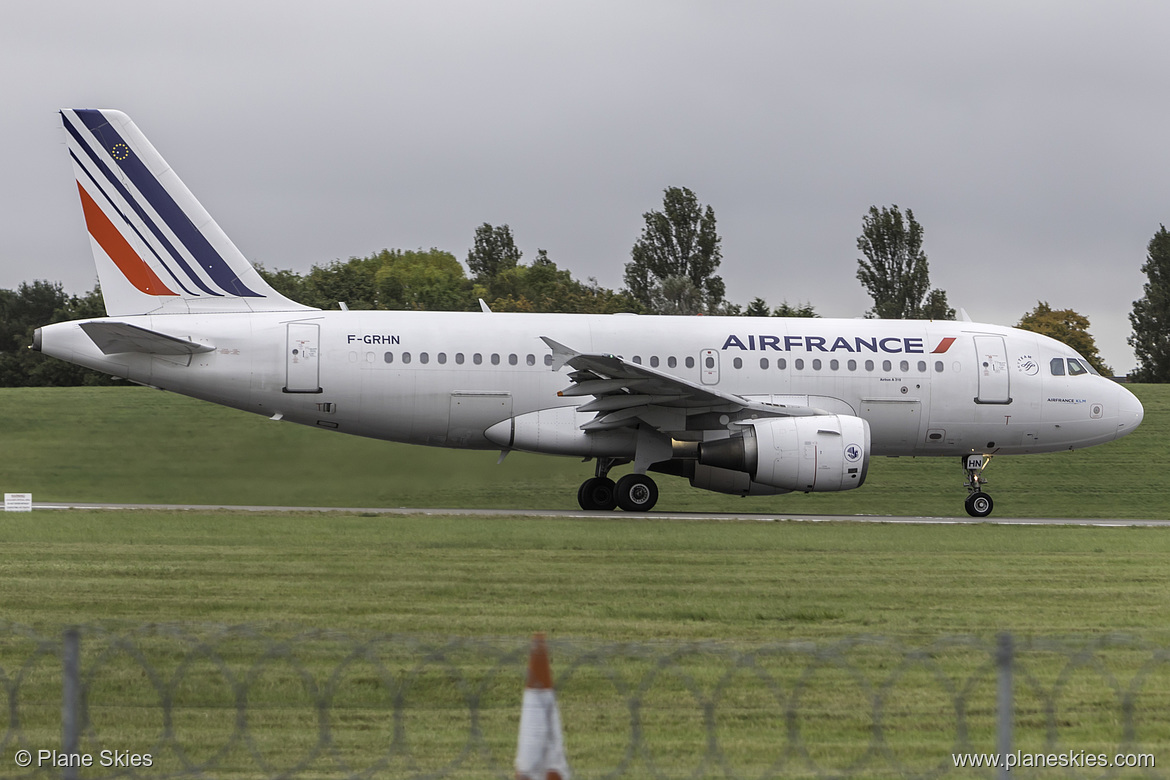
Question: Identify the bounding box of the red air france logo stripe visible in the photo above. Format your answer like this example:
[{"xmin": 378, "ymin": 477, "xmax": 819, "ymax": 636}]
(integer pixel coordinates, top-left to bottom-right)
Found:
[
  {"xmin": 932, "ymin": 337, "xmax": 957, "ymax": 353},
  {"xmin": 77, "ymin": 182, "xmax": 177, "ymax": 296}
]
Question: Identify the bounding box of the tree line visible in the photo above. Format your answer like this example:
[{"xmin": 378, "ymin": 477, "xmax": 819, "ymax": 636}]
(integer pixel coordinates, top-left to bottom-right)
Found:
[{"xmin": 6, "ymin": 186, "xmax": 1169, "ymax": 385}]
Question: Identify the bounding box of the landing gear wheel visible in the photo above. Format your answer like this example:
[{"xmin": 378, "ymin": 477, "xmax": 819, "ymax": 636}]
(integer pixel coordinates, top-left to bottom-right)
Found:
[
  {"xmin": 577, "ymin": 477, "xmax": 617, "ymax": 511},
  {"xmin": 616, "ymin": 474, "xmax": 658, "ymax": 512},
  {"xmin": 965, "ymin": 491, "xmax": 994, "ymax": 518}
]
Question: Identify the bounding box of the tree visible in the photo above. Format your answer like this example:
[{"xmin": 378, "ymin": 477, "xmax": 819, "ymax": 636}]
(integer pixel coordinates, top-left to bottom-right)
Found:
[
  {"xmin": 744, "ymin": 297, "xmax": 771, "ymax": 317},
  {"xmin": 1129, "ymin": 225, "xmax": 1170, "ymax": 381},
  {"xmin": 771, "ymin": 300, "xmax": 819, "ymax": 318},
  {"xmin": 856, "ymin": 205, "xmax": 954, "ymax": 320},
  {"xmin": 301, "ymin": 256, "xmax": 382, "ymax": 310},
  {"xmin": 375, "ymin": 248, "xmax": 472, "ymax": 311},
  {"xmin": 485, "ymin": 249, "xmax": 639, "ymax": 314},
  {"xmin": 742, "ymin": 297, "xmax": 818, "ymax": 317},
  {"xmin": 466, "ymin": 223, "xmax": 522, "ymax": 286},
  {"xmin": 0, "ymin": 281, "xmax": 116, "ymax": 386},
  {"xmin": 624, "ymin": 187, "xmax": 724, "ymax": 314},
  {"xmin": 1018, "ymin": 301, "xmax": 1112, "ymax": 376}
]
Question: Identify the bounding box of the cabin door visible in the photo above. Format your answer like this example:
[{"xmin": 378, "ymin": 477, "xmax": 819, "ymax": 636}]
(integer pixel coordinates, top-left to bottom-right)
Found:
[
  {"xmin": 973, "ymin": 335, "xmax": 1011, "ymax": 404},
  {"xmin": 285, "ymin": 322, "xmax": 322, "ymax": 393}
]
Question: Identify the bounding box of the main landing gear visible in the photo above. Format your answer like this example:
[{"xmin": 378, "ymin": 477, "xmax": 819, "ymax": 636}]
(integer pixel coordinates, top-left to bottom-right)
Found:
[
  {"xmin": 962, "ymin": 454, "xmax": 994, "ymax": 518},
  {"xmin": 577, "ymin": 457, "xmax": 659, "ymax": 512}
]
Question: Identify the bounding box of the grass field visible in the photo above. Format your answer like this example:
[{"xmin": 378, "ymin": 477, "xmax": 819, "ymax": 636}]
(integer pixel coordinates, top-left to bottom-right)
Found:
[
  {"xmin": 2, "ymin": 385, "xmax": 1170, "ymax": 777},
  {"xmin": 4, "ymin": 511, "xmax": 1170, "ymax": 777},
  {"xmin": 1, "ymin": 384, "xmax": 1168, "ymax": 517}
]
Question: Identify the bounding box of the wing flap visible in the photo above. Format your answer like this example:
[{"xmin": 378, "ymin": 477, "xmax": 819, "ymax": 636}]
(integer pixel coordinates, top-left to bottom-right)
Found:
[{"xmin": 541, "ymin": 336, "xmax": 826, "ymax": 435}]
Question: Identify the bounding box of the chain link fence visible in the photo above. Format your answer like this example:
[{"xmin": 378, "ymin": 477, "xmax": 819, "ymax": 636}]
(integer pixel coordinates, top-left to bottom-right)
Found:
[{"xmin": 1, "ymin": 625, "xmax": 1167, "ymax": 779}]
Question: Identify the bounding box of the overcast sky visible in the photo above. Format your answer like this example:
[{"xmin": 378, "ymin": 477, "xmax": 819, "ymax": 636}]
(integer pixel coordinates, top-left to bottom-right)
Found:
[{"xmin": 5, "ymin": 1, "xmax": 1168, "ymax": 372}]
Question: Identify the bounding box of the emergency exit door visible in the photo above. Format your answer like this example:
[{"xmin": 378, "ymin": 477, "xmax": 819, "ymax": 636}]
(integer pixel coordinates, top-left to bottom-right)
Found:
[
  {"xmin": 285, "ymin": 322, "xmax": 322, "ymax": 393},
  {"xmin": 700, "ymin": 349, "xmax": 720, "ymax": 385}
]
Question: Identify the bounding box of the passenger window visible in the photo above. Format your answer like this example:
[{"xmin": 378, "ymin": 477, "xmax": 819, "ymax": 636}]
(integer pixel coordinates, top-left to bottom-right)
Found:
[
  {"xmin": 384, "ymin": 352, "xmax": 393, "ymax": 364},
  {"xmin": 491, "ymin": 353, "xmax": 501, "ymax": 366},
  {"xmin": 917, "ymin": 361, "xmax": 926, "ymax": 372},
  {"xmin": 882, "ymin": 360, "xmax": 892, "ymax": 372},
  {"xmin": 778, "ymin": 358, "xmax": 787, "ymax": 370},
  {"xmin": 847, "ymin": 359, "xmax": 857, "ymax": 371},
  {"xmin": 865, "ymin": 360, "xmax": 875, "ymax": 371},
  {"xmin": 402, "ymin": 352, "xmax": 412, "ymax": 364},
  {"xmin": 900, "ymin": 360, "xmax": 909, "ymax": 372},
  {"xmin": 633, "ymin": 356, "xmax": 642, "ymax": 365},
  {"xmin": 650, "ymin": 356, "xmax": 659, "ymax": 368},
  {"xmin": 420, "ymin": 352, "xmax": 429, "ymax": 364},
  {"xmin": 526, "ymin": 354, "xmax": 535, "ymax": 366},
  {"xmin": 830, "ymin": 359, "xmax": 839, "ymax": 371},
  {"xmin": 438, "ymin": 353, "xmax": 447, "ymax": 365},
  {"xmin": 935, "ymin": 361, "xmax": 944, "ymax": 373},
  {"xmin": 1068, "ymin": 358, "xmax": 1088, "ymax": 376},
  {"xmin": 455, "ymin": 353, "xmax": 465, "ymax": 365},
  {"xmin": 508, "ymin": 353, "xmax": 518, "ymax": 366},
  {"xmin": 760, "ymin": 357, "xmax": 770, "ymax": 369},
  {"xmin": 544, "ymin": 354, "xmax": 553, "ymax": 366},
  {"xmin": 733, "ymin": 357, "xmax": 743, "ymax": 369},
  {"xmin": 473, "ymin": 353, "xmax": 483, "ymax": 365},
  {"xmin": 811, "ymin": 359, "xmax": 821, "ymax": 370},
  {"xmin": 705, "ymin": 356, "xmax": 715, "ymax": 369},
  {"xmin": 795, "ymin": 358, "xmax": 805, "ymax": 370},
  {"xmin": 1050, "ymin": 358, "xmax": 1065, "ymax": 376},
  {"xmin": 686, "ymin": 356, "xmax": 695, "ymax": 369},
  {"xmin": 668, "ymin": 356, "xmax": 677, "ymax": 368}
]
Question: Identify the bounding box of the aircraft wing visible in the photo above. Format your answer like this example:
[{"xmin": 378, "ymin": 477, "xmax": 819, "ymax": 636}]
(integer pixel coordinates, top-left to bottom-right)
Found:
[{"xmin": 541, "ymin": 336, "xmax": 826, "ymax": 433}]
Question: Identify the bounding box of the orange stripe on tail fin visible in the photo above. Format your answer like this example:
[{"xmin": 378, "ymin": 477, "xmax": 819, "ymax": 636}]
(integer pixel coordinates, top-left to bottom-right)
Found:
[{"xmin": 77, "ymin": 182, "xmax": 176, "ymax": 296}]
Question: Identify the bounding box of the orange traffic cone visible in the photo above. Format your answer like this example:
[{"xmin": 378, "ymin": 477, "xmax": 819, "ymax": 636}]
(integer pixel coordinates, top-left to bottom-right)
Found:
[{"xmin": 515, "ymin": 633, "xmax": 571, "ymax": 780}]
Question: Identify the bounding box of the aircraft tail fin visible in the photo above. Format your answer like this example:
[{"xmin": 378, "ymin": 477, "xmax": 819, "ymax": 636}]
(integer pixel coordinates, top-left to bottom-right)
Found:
[{"xmin": 60, "ymin": 109, "xmax": 315, "ymax": 316}]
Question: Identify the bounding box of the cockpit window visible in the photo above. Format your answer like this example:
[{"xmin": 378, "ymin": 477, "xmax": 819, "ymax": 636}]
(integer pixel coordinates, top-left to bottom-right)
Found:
[
  {"xmin": 1067, "ymin": 358, "xmax": 1089, "ymax": 376},
  {"xmin": 1050, "ymin": 358, "xmax": 1065, "ymax": 376}
]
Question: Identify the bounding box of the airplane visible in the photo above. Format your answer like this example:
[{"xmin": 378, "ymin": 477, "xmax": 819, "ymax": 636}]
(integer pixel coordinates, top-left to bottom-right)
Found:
[{"xmin": 34, "ymin": 109, "xmax": 1145, "ymax": 518}]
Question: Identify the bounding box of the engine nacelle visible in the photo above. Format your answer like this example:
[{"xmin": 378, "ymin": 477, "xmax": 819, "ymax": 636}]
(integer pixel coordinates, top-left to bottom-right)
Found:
[
  {"xmin": 696, "ymin": 415, "xmax": 870, "ymax": 492},
  {"xmin": 686, "ymin": 463, "xmax": 791, "ymax": 496}
]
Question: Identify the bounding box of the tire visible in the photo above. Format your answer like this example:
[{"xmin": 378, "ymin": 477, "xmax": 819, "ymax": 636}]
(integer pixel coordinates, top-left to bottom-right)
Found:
[
  {"xmin": 964, "ymin": 491, "xmax": 993, "ymax": 518},
  {"xmin": 578, "ymin": 477, "xmax": 617, "ymax": 511},
  {"xmin": 616, "ymin": 473, "xmax": 658, "ymax": 512}
]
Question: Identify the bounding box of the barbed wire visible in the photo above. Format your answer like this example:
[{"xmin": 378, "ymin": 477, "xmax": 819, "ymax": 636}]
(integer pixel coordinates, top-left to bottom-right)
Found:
[{"xmin": 1, "ymin": 625, "xmax": 1167, "ymax": 779}]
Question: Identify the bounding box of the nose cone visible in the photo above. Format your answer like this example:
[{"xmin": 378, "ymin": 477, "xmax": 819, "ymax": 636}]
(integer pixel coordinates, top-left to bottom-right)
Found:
[{"xmin": 1115, "ymin": 383, "xmax": 1144, "ymax": 440}]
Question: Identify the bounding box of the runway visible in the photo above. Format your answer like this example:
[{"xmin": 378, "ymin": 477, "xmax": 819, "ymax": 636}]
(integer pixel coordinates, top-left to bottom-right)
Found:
[{"xmin": 29, "ymin": 501, "xmax": 1170, "ymax": 526}]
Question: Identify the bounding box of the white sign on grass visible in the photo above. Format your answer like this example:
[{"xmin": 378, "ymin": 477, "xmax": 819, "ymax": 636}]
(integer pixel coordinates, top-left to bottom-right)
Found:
[{"xmin": 4, "ymin": 493, "xmax": 32, "ymax": 512}]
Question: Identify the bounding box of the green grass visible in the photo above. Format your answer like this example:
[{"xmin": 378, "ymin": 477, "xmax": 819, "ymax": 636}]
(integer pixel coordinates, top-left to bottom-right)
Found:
[
  {"xmin": 2, "ymin": 385, "xmax": 1170, "ymax": 777},
  {"xmin": 5, "ymin": 510, "xmax": 1170, "ymax": 638},
  {"xmin": 4, "ymin": 512, "xmax": 1170, "ymax": 777},
  {"xmin": 1, "ymin": 384, "xmax": 1168, "ymax": 517}
]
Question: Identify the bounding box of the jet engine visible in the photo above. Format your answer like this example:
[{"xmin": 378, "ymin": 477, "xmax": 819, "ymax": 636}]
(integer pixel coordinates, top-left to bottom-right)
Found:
[{"xmin": 679, "ymin": 414, "xmax": 871, "ymax": 494}]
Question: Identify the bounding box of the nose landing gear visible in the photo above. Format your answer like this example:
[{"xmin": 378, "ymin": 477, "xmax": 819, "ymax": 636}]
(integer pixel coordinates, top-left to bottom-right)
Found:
[{"xmin": 963, "ymin": 454, "xmax": 994, "ymax": 517}]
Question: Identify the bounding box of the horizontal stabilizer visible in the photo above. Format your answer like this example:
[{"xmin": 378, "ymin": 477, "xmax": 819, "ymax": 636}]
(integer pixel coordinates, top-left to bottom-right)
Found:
[{"xmin": 80, "ymin": 321, "xmax": 215, "ymax": 355}]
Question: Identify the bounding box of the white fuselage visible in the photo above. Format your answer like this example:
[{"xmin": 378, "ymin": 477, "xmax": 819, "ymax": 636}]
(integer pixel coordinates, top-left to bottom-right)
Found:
[{"xmin": 37, "ymin": 311, "xmax": 1144, "ymax": 459}]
